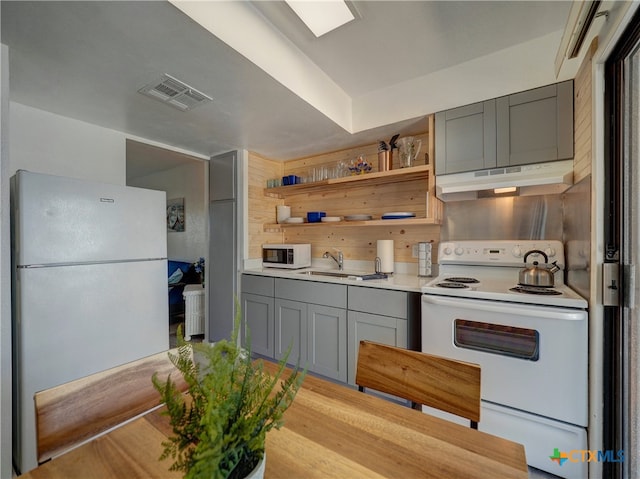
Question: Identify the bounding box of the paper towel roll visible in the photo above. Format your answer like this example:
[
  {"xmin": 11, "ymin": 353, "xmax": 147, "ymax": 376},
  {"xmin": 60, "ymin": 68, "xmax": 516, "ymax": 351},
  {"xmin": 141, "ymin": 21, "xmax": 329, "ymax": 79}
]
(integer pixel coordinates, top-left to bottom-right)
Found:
[{"xmin": 376, "ymin": 240, "xmax": 394, "ymax": 273}]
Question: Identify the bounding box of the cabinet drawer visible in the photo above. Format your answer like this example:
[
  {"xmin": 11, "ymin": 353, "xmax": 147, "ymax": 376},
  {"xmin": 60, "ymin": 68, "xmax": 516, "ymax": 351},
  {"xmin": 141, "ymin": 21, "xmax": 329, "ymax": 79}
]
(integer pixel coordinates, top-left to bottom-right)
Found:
[
  {"xmin": 275, "ymin": 278, "xmax": 347, "ymax": 308},
  {"xmin": 241, "ymin": 274, "xmax": 275, "ymax": 297},
  {"xmin": 348, "ymin": 286, "xmax": 407, "ymax": 319}
]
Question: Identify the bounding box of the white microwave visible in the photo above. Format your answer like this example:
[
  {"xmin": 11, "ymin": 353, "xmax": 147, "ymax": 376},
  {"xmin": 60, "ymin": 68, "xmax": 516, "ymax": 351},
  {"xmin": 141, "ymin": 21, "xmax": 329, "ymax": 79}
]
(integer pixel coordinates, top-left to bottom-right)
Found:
[{"xmin": 262, "ymin": 244, "xmax": 311, "ymax": 269}]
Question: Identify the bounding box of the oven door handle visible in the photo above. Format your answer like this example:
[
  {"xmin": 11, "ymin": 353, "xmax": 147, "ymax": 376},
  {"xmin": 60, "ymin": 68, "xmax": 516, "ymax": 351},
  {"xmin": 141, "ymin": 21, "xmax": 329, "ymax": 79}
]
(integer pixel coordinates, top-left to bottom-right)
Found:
[{"xmin": 422, "ymin": 295, "xmax": 586, "ymax": 321}]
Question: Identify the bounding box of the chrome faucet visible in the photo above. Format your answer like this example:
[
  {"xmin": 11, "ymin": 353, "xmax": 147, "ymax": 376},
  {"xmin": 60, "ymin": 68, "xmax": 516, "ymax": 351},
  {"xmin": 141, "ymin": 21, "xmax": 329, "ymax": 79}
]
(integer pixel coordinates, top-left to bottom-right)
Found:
[{"xmin": 323, "ymin": 249, "xmax": 344, "ymax": 270}]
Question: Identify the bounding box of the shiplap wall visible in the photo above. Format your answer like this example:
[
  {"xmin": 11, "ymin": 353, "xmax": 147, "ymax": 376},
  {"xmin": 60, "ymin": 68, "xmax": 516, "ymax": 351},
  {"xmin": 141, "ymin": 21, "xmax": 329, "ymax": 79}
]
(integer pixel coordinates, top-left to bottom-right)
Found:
[
  {"xmin": 573, "ymin": 38, "xmax": 598, "ymax": 183},
  {"xmin": 283, "ymin": 132, "xmax": 431, "ymax": 176},
  {"xmin": 247, "ymin": 152, "xmax": 283, "ymax": 259},
  {"xmin": 247, "ymin": 129, "xmax": 441, "ymax": 264}
]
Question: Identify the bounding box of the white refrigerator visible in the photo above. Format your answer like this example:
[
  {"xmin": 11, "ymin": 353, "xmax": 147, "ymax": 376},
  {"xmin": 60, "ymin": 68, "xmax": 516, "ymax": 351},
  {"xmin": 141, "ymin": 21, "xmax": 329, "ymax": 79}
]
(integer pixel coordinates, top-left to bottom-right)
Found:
[{"xmin": 11, "ymin": 170, "xmax": 169, "ymax": 473}]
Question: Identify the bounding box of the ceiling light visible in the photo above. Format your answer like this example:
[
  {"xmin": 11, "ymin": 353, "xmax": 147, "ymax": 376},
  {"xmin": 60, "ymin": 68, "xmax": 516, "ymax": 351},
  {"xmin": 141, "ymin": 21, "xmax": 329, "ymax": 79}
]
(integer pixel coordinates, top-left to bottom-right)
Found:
[
  {"xmin": 285, "ymin": 0, "xmax": 355, "ymax": 37},
  {"xmin": 494, "ymin": 187, "xmax": 518, "ymax": 194}
]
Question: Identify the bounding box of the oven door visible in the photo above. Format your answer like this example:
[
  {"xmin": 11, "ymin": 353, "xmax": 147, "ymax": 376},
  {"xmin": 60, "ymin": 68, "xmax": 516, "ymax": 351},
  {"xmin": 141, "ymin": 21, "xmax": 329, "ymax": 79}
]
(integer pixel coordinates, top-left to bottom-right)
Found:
[{"xmin": 422, "ymin": 294, "xmax": 588, "ymax": 427}]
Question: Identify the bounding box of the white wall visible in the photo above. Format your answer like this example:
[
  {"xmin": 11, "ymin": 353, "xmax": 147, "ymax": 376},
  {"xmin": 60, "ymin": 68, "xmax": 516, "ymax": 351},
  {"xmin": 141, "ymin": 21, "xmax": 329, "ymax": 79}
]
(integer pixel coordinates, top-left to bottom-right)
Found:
[
  {"xmin": 9, "ymin": 102, "xmax": 125, "ymax": 183},
  {"xmin": 1, "ymin": 43, "xmax": 13, "ymax": 479},
  {"xmin": 128, "ymin": 161, "xmax": 207, "ymax": 263}
]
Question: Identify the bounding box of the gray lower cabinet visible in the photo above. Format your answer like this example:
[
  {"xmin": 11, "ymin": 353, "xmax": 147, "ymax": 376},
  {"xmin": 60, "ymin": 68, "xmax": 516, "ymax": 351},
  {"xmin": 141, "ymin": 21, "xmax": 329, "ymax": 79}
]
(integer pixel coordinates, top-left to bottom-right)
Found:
[
  {"xmin": 347, "ymin": 311, "xmax": 407, "ymax": 385},
  {"xmin": 307, "ymin": 304, "xmax": 347, "ymax": 382},
  {"xmin": 347, "ymin": 286, "xmax": 409, "ymax": 386},
  {"xmin": 242, "ymin": 275, "xmax": 414, "ymax": 387},
  {"xmin": 242, "ymin": 276, "xmax": 349, "ymax": 382},
  {"xmin": 274, "ymin": 298, "xmax": 307, "ymax": 365},
  {"xmin": 274, "ymin": 279, "xmax": 348, "ymax": 382},
  {"xmin": 241, "ymin": 292, "xmax": 274, "ymax": 358},
  {"xmin": 240, "ymin": 274, "xmax": 275, "ymax": 358},
  {"xmin": 435, "ymin": 80, "xmax": 574, "ymax": 175}
]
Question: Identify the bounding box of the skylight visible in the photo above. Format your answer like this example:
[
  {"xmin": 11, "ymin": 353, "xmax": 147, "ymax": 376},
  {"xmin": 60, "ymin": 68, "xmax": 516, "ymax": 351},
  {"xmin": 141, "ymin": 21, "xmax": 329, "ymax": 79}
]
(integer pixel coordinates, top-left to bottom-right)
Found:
[{"xmin": 285, "ymin": 0, "xmax": 355, "ymax": 37}]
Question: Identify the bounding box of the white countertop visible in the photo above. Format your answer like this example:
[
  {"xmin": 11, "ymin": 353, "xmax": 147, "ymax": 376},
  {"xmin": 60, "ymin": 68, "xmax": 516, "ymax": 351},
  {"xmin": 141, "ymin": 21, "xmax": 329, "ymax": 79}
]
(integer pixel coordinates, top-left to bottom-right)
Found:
[{"xmin": 242, "ymin": 266, "xmax": 432, "ymax": 293}]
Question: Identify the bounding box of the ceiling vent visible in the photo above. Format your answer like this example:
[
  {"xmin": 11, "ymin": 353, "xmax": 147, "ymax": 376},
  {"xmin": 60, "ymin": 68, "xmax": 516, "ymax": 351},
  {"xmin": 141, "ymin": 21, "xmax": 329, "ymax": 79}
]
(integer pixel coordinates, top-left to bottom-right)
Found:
[{"xmin": 138, "ymin": 74, "xmax": 212, "ymax": 111}]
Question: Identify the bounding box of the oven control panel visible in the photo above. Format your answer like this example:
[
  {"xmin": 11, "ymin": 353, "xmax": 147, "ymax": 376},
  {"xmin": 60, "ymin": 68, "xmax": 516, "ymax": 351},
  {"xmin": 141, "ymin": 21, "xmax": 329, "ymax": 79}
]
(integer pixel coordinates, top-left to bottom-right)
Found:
[{"xmin": 439, "ymin": 240, "xmax": 564, "ymax": 267}]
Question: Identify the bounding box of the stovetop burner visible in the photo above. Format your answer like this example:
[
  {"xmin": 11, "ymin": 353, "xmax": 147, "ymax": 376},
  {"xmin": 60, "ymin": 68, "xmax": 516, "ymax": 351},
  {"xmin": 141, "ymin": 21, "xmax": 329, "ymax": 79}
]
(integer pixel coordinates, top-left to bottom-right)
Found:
[
  {"xmin": 420, "ymin": 240, "xmax": 587, "ymax": 308},
  {"xmin": 509, "ymin": 285, "xmax": 562, "ymax": 296},
  {"xmin": 435, "ymin": 282, "xmax": 470, "ymax": 289},
  {"xmin": 444, "ymin": 277, "xmax": 479, "ymax": 284}
]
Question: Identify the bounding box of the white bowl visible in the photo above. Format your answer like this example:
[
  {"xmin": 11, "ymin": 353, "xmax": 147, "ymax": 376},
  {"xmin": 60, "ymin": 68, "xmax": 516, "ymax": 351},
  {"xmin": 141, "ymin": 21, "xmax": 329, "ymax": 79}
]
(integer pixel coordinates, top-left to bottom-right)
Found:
[
  {"xmin": 344, "ymin": 214, "xmax": 372, "ymax": 221},
  {"xmin": 321, "ymin": 216, "xmax": 341, "ymax": 223},
  {"xmin": 285, "ymin": 217, "xmax": 304, "ymax": 224}
]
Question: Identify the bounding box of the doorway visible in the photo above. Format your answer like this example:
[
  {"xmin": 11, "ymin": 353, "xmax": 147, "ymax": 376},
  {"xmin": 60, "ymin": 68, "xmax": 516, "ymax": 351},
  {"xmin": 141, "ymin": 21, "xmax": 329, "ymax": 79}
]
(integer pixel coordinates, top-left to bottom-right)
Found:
[
  {"xmin": 126, "ymin": 139, "xmax": 208, "ymax": 343},
  {"xmin": 604, "ymin": 8, "xmax": 640, "ymax": 479}
]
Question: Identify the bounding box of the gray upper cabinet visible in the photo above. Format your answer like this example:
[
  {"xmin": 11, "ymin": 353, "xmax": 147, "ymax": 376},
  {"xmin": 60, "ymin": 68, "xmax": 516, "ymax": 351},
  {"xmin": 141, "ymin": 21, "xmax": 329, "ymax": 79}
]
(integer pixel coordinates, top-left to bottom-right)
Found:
[
  {"xmin": 435, "ymin": 80, "xmax": 574, "ymax": 175},
  {"xmin": 496, "ymin": 80, "xmax": 573, "ymax": 167},
  {"xmin": 435, "ymin": 100, "xmax": 496, "ymax": 175},
  {"xmin": 209, "ymin": 151, "xmax": 237, "ymax": 201}
]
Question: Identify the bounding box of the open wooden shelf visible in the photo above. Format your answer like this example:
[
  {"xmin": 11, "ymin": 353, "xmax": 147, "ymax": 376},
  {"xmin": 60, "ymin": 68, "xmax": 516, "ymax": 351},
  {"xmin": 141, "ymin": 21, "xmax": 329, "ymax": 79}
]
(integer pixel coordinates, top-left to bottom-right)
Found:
[
  {"xmin": 263, "ymin": 217, "xmax": 437, "ymax": 232},
  {"xmin": 263, "ymin": 165, "xmax": 429, "ymax": 199}
]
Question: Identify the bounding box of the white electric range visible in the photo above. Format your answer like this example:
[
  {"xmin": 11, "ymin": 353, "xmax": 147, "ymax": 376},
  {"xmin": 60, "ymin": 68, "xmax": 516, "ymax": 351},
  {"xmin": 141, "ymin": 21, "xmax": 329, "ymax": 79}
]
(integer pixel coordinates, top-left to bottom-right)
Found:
[{"xmin": 421, "ymin": 240, "xmax": 588, "ymax": 478}]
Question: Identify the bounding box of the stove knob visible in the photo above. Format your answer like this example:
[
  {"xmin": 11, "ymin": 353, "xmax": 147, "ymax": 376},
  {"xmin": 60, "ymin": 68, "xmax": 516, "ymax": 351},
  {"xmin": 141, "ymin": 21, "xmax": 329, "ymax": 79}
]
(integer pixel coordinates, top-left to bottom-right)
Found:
[
  {"xmin": 545, "ymin": 247, "xmax": 556, "ymax": 258},
  {"xmin": 443, "ymin": 246, "xmax": 452, "ymax": 256},
  {"xmin": 454, "ymin": 247, "xmax": 464, "ymax": 256},
  {"xmin": 512, "ymin": 246, "xmax": 523, "ymax": 258}
]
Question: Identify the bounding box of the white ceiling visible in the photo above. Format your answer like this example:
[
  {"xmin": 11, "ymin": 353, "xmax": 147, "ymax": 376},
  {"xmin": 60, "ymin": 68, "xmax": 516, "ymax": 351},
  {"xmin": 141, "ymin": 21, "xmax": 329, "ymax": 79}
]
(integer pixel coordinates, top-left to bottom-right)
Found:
[{"xmin": 1, "ymin": 1, "xmax": 574, "ymax": 177}]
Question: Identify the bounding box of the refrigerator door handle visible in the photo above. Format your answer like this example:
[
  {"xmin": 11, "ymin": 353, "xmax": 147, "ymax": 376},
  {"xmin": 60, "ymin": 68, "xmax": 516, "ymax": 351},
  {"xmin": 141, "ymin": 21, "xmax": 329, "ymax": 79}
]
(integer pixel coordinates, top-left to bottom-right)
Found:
[{"xmin": 18, "ymin": 257, "xmax": 168, "ymax": 269}]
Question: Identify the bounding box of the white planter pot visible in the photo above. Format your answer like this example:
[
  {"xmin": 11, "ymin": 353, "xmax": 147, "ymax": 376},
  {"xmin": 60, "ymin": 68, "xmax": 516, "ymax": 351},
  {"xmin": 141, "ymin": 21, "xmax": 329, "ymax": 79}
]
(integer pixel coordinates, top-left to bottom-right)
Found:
[{"xmin": 245, "ymin": 452, "xmax": 266, "ymax": 479}]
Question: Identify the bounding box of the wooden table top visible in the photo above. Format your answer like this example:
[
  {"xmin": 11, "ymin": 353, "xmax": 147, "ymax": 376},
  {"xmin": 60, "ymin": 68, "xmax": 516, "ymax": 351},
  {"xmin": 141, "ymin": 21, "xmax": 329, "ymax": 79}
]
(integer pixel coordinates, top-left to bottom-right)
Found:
[{"xmin": 20, "ymin": 361, "xmax": 528, "ymax": 479}]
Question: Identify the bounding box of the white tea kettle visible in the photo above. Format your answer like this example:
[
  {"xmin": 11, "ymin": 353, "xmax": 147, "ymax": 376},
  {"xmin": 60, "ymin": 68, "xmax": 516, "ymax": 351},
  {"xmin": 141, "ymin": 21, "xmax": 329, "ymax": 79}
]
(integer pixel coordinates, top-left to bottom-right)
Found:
[{"xmin": 518, "ymin": 250, "xmax": 560, "ymax": 287}]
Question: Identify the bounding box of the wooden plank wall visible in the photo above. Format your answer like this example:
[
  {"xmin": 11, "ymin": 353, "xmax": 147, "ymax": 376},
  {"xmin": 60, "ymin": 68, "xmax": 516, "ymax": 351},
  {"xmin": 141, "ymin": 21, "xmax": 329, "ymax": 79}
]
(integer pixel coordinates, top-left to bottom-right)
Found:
[
  {"xmin": 573, "ymin": 38, "xmax": 598, "ymax": 183},
  {"xmin": 281, "ymin": 179, "xmax": 428, "ymax": 221},
  {"xmin": 282, "ymin": 131, "xmax": 438, "ymax": 264},
  {"xmin": 283, "ymin": 224, "xmax": 440, "ymax": 264},
  {"xmin": 247, "ymin": 152, "xmax": 283, "ymax": 258},
  {"xmin": 283, "ymin": 131, "xmax": 431, "ymax": 178},
  {"xmin": 247, "ymin": 129, "xmax": 441, "ymax": 265}
]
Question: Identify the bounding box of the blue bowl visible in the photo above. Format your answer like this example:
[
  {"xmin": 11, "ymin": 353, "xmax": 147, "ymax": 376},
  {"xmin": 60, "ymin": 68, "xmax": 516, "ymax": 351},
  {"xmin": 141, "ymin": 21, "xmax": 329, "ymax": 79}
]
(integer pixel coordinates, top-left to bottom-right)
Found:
[{"xmin": 307, "ymin": 211, "xmax": 326, "ymax": 223}]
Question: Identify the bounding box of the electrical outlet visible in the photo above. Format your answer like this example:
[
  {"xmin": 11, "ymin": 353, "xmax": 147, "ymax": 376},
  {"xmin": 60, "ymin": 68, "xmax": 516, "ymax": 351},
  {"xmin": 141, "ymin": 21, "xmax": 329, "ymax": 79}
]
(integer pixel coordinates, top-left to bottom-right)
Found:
[{"xmin": 412, "ymin": 244, "xmax": 419, "ymax": 258}]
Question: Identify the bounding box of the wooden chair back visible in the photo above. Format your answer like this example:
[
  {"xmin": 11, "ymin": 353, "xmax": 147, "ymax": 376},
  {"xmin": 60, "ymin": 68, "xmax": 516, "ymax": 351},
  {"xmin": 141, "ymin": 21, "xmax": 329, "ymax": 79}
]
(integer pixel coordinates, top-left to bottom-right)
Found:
[
  {"xmin": 355, "ymin": 340, "xmax": 481, "ymax": 428},
  {"xmin": 34, "ymin": 348, "xmax": 189, "ymax": 464}
]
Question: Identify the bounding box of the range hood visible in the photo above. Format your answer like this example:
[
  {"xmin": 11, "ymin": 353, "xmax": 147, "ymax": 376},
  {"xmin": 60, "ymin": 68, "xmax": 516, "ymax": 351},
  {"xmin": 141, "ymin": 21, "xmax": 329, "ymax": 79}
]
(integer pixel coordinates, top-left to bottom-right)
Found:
[{"xmin": 435, "ymin": 159, "xmax": 574, "ymax": 202}]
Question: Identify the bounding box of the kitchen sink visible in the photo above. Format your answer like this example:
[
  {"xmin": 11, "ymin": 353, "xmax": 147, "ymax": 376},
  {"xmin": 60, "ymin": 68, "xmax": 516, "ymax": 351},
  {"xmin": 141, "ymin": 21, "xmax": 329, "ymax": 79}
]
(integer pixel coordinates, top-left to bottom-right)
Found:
[
  {"xmin": 297, "ymin": 270, "xmax": 388, "ymax": 280},
  {"xmin": 297, "ymin": 270, "xmax": 354, "ymax": 278}
]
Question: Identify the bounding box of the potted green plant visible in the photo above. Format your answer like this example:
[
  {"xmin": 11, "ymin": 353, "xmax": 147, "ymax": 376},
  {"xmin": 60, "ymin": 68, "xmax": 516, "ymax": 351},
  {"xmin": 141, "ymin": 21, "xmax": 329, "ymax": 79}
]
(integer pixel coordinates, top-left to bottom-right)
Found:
[{"xmin": 152, "ymin": 306, "xmax": 305, "ymax": 479}]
